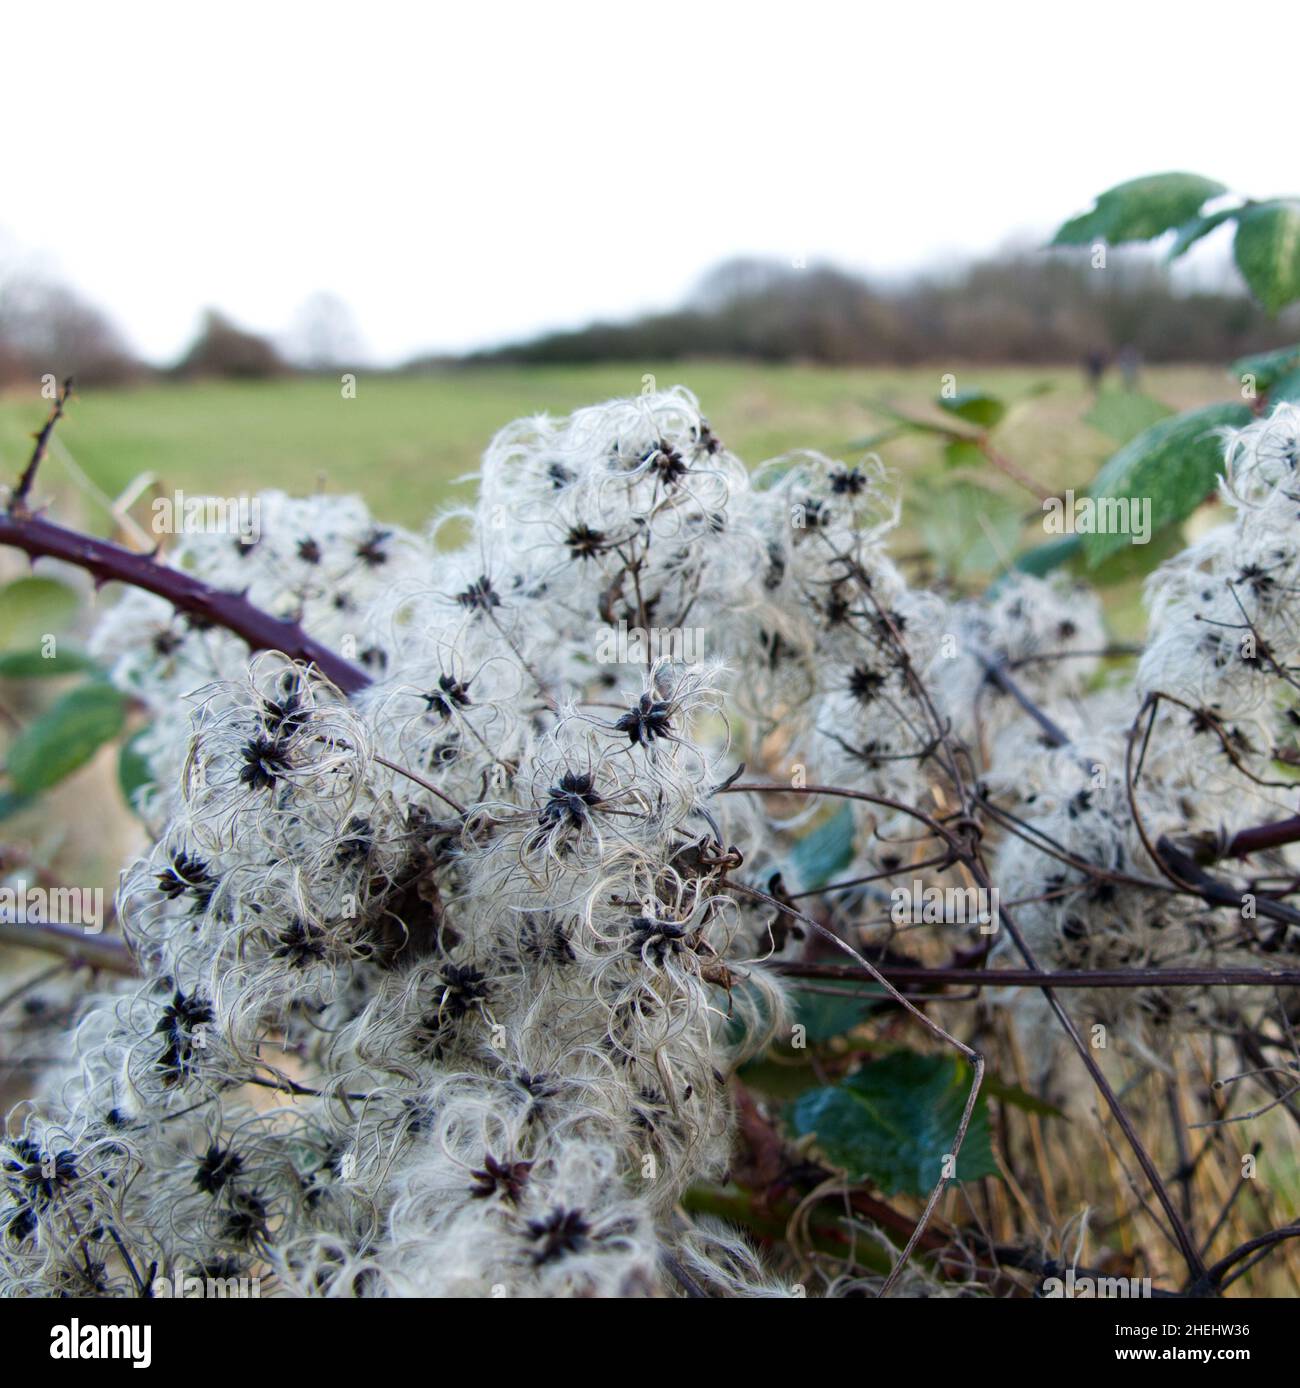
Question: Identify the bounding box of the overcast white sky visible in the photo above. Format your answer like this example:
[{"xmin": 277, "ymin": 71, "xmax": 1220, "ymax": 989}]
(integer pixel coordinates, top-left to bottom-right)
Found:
[{"xmin": 1, "ymin": 0, "xmax": 1291, "ymax": 365}]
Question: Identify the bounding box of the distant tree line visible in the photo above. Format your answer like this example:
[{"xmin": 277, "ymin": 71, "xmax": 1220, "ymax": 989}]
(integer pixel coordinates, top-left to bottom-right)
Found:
[
  {"xmin": 0, "ymin": 276, "xmax": 141, "ymax": 388},
  {"xmin": 0, "ymin": 282, "xmax": 363, "ymax": 389},
  {"xmin": 3, "ymin": 249, "xmax": 1297, "ymax": 392},
  {"xmin": 463, "ymin": 252, "xmax": 1300, "ymax": 368}
]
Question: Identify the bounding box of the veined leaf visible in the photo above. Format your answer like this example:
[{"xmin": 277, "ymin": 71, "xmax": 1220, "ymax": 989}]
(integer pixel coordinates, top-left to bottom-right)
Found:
[
  {"xmin": 790, "ymin": 1051, "xmax": 998, "ymax": 1196},
  {"xmin": 5, "ymin": 681, "xmax": 128, "ymax": 796},
  {"xmin": 1052, "ymin": 173, "xmax": 1226, "ymax": 246},
  {"xmin": 1082, "ymin": 402, "xmax": 1251, "ymax": 566},
  {"xmin": 1230, "ymin": 342, "xmax": 1300, "ymax": 393},
  {"xmin": 1168, "ymin": 205, "xmax": 1239, "ymax": 259},
  {"xmin": 1233, "ymin": 201, "xmax": 1300, "ymax": 314}
]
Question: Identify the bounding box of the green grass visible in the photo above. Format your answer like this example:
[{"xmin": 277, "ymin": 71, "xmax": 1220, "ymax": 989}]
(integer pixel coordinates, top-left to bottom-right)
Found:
[{"xmin": 0, "ymin": 363, "xmax": 1234, "ymax": 531}]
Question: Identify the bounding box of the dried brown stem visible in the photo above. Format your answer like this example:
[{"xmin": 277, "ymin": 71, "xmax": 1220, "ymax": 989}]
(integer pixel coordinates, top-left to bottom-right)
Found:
[
  {"xmin": 772, "ymin": 961, "xmax": 1300, "ymax": 989},
  {"xmin": 0, "ymin": 920, "xmax": 136, "ymax": 975}
]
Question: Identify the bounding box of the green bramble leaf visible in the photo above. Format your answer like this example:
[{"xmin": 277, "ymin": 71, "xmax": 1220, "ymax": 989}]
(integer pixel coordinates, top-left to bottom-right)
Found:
[
  {"xmin": 1168, "ymin": 205, "xmax": 1239, "ymax": 260},
  {"xmin": 790, "ymin": 1051, "xmax": 998, "ymax": 1196},
  {"xmin": 5, "ymin": 681, "xmax": 128, "ymax": 796},
  {"xmin": 1230, "ymin": 342, "xmax": 1300, "ymax": 394},
  {"xmin": 1052, "ymin": 173, "xmax": 1227, "ymax": 247},
  {"xmin": 1082, "ymin": 402, "xmax": 1252, "ymax": 567},
  {"xmin": 1233, "ymin": 202, "xmax": 1300, "ymax": 314},
  {"xmin": 938, "ymin": 390, "xmax": 1006, "ymax": 431}
]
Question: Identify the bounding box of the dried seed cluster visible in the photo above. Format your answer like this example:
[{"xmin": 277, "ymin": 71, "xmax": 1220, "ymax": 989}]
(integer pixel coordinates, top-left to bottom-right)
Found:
[{"xmin": 5, "ymin": 390, "xmax": 1299, "ymax": 1296}]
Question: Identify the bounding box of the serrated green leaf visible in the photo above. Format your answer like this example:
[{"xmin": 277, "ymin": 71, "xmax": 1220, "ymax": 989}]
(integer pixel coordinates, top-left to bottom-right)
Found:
[
  {"xmin": 1233, "ymin": 202, "xmax": 1300, "ymax": 314},
  {"xmin": 1082, "ymin": 402, "xmax": 1251, "ymax": 566},
  {"xmin": 0, "ymin": 647, "xmax": 98, "ymax": 679},
  {"xmin": 0, "ymin": 577, "xmax": 80, "ymax": 651},
  {"xmin": 5, "ymin": 681, "xmax": 128, "ymax": 795},
  {"xmin": 938, "ymin": 390, "xmax": 1006, "ymax": 431},
  {"xmin": 1083, "ymin": 390, "xmax": 1173, "ymax": 445},
  {"xmin": 1230, "ymin": 342, "xmax": 1300, "ymax": 393},
  {"xmin": 1168, "ymin": 205, "xmax": 1239, "ymax": 260},
  {"xmin": 118, "ymin": 726, "xmax": 155, "ymax": 811},
  {"xmin": 790, "ymin": 1051, "xmax": 998, "ymax": 1195},
  {"xmin": 1052, "ymin": 173, "xmax": 1227, "ymax": 247}
]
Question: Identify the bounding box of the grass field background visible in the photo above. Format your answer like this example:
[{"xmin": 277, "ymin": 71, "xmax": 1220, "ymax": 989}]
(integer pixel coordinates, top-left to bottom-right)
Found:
[{"xmin": 0, "ymin": 363, "xmax": 1233, "ymax": 532}]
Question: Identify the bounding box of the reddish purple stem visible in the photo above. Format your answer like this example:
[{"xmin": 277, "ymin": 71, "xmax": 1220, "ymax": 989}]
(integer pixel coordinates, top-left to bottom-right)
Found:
[{"xmin": 0, "ymin": 510, "xmax": 372, "ymax": 695}]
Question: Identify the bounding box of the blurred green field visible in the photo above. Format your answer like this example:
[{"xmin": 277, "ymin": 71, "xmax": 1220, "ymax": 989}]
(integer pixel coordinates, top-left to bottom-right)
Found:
[{"xmin": 0, "ymin": 363, "xmax": 1233, "ymax": 531}]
